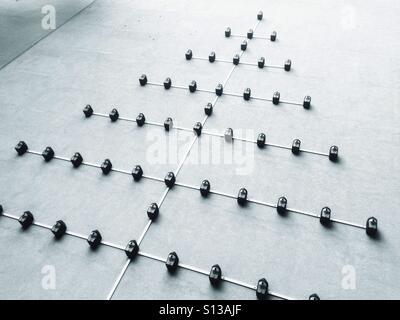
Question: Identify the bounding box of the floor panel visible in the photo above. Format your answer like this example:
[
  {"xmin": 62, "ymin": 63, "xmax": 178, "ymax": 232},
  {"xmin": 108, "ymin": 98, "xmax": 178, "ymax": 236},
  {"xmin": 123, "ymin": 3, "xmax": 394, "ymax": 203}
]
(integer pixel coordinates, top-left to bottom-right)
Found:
[{"xmin": 0, "ymin": 0, "xmax": 399, "ymax": 299}]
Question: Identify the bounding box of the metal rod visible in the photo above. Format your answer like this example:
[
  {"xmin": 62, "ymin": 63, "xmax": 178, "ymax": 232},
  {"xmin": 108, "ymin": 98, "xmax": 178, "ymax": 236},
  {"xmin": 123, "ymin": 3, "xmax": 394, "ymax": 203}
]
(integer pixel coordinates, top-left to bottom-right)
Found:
[
  {"xmin": 192, "ymin": 56, "xmax": 285, "ymax": 70},
  {"xmin": 22, "ymin": 149, "xmax": 363, "ymax": 230},
  {"xmin": 145, "ymin": 81, "xmax": 305, "ymax": 107},
  {"xmin": 222, "ymin": 276, "xmax": 256, "ymax": 290},
  {"xmin": 196, "ymin": 88, "xmax": 215, "ymax": 94},
  {"xmin": 230, "ymin": 34, "xmax": 270, "ymax": 41},
  {"xmin": 1, "ymin": 211, "xmax": 292, "ymax": 299},
  {"xmin": 145, "ymin": 82, "xmax": 303, "ymax": 107}
]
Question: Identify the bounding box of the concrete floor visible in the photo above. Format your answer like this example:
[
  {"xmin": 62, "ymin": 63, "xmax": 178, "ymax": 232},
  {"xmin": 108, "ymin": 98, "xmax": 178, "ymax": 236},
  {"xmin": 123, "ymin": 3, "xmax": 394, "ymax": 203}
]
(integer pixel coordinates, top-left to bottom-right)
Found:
[{"xmin": 0, "ymin": 0, "xmax": 399, "ymax": 299}]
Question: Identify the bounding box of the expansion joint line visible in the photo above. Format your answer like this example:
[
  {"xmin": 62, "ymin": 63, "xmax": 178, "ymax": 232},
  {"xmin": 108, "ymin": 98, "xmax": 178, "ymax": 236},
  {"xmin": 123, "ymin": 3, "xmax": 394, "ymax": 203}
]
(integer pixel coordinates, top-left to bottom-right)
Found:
[{"xmin": 106, "ymin": 17, "xmax": 263, "ymax": 300}]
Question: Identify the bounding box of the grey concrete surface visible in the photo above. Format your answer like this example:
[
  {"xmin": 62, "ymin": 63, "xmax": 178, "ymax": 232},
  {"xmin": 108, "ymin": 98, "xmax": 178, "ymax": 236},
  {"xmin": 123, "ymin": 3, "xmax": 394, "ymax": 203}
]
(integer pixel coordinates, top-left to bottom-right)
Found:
[
  {"xmin": 0, "ymin": 0, "xmax": 94, "ymax": 69},
  {"xmin": 0, "ymin": 217, "xmax": 126, "ymax": 299},
  {"xmin": 112, "ymin": 255, "xmax": 257, "ymax": 300},
  {"xmin": 0, "ymin": 0, "xmax": 399, "ymax": 299}
]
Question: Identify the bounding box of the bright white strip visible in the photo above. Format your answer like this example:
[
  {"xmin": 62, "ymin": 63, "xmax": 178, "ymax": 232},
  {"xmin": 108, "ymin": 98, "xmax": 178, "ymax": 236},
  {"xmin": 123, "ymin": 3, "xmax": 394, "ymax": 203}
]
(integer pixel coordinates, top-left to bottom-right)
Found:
[
  {"xmin": 137, "ymin": 220, "xmax": 153, "ymax": 245},
  {"xmin": 106, "ymin": 259, "xmax": 131, "ymax": 300}
]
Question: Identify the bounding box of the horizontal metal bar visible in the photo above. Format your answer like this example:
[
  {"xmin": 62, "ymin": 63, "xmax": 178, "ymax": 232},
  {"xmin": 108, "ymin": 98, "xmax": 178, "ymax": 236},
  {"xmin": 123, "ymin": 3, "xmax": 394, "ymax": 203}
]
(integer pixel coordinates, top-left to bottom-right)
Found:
[
  {"xmin": 145, "ymin": 120, "xmax": 164, "ymax": 127},
  {"xmin": 81, "ymin": 161, "xmax": 101, "ymax": 169},
  {"xmin": 145, "ymin": 81, "xmax": 306, "ymax": 107},
  {"xmin": 92, "ymin": 112, "xmax": 108, "ymax": 118},
  {"xmin": 287, "ymin": 208, "xmax": 320, "ymax": 219},
  {"xmin": 142, "ymin": 174, "xmax": 164, "ymax": 183},
  {"xmin": 174, "ymin": 125, "xmax": 193, "ymax": 133},
  {"xmin": 202, "ymin": 130, "xmax": 224, "ymax": 138},
  {"xmin": 27, "ymin": 149, "xmax": 166, "ymax": 181},
  {"xmin": 170, "ymin": 181, "xmax": 365, "ymax": 230},
  {"xmin": 1, "ymin": 211, "xmax": 126, "ymax": 246},
  {"xmin": 269, "ymin": 291, "xmax": 297, "ymax": 300},
  {"xmin": 21, "ymin": 149, "xmax": 364, "ymax": 231},
  {"xmin": 171, "ymin": 84, "xmax": 189, "ymax": 90},
  {"xmin": 192, "ymin": 56, "xmax": 285, "ymax": 70},
  {"xmin": 178, "ymin": 262, "xmax": 210, "ymax": 277},
  {"xmin": 146, "ymin": 81, "xmax": 163, "ymax": 87},
  {"xmin": 230, "ymin": 34, "xmax": 271, "ymax": 41},
  {"xmin": 240, "ymin": 61, "xmax": 284, "ymax": 69},
  {"xmin": 253, "ymin": 35, "xmax": 270, "ymax": 40},
  {"xmin": 266, "ymin": 143, "xmax": 291, "ymax": 151},
  {"xmin": 54, "ymin": 155, "xmax": 72, "ymax": 162},
  {"xmin": 248, "ymin": 198, "xmax": 276, "ymax": 209},
  {"xmin": 223, "ymin": 91, "xmax": 243, "ymax": 98},
  {"xmin": 221, "ymin": 276, "xmax": 257, "ymax": 291},
  {"xmin": 65, "ymin": 230, "xmax": 89, "ymax": 241},
  {"xmin": 138, "ymin": 250, "xmax": 166, "ymax": 263},
  {"xmin": 192, "ymin": 56, "xmax": 232, "ymax": 64},
  {"xmin": 101, "ymin": 240, "xmax": 125, "ymax": 251},
  {"xmin": 196, "ymin": 88, "xmax": 215, "ymax": 94},
  {"xmin": 299, "ymin": 148, "xmax": 329, "ymax": 157},
  {"xmin": 111, "ymin": 168, "xmax": 131, "ymax": 175},
  {"xmin": 252, "ymin": 95, "xmax": 303, "ymax": 107},
  {"xmin": 3, "ymin": 211, "xmax": 291, "ymax": 299},
  {"xmin": 174, "ymin": 181, "xmax": 198, "ymax": 190},
  {"xmin": 330, "ymin": 218, "xmax": 366, "ymax": 230},
  {"xmin": 31, "ymin": 138, "xmax": 327, "ymax": 184},
  {"xmin": 26, "ymin": 150, "xmax": 41, "ymax": 156},
  {"xmin": 251, "ymin": 95, "xmax": 273, "ymax": 102},
  {"xmin": 209, "ymin": 189, "xmax": 237, "ymax": 200}
]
